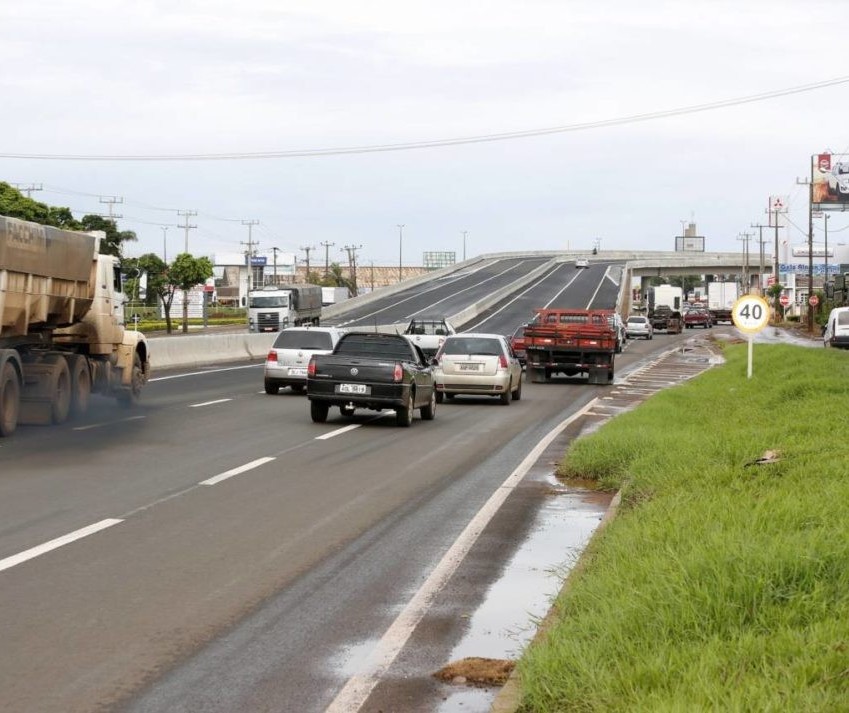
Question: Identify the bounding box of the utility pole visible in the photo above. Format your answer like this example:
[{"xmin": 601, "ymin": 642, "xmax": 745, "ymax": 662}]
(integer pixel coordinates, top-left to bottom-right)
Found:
[
  {"xmin": 797, "ymin": 170, "xmax": 814, "ymax": 332},
  {"xmin": 737, "ymin": 232, "xmax": 753, "ymax": 291},
  {"xmin": 341, "ymin": 245, "xmax": 362, "ymax": 296},
  {"xmin": 13, "ymin": 182, "xmax": 42, "ymax": 199},
  {"xmin": 161, "ymin": 226, "xmax": 169, "ymax": 263},
  {"xmin": 320, "ymin": 241, "xmax": 335, "ymax": 278},
  {"xmin": 271, "ymin": 247, "xmax": 281, "ymax": 285},
  {"xmin": 397, "ymin": 224, "xmax": 405, "ymax": 283},
  {"xmin": 178, "ymin": 210, "xmax": 198, "ymax": 253},
  {"xmin": 461, "ymin": 230, "xmax": 468, "ymax": 261},
  {"xmin": 241, "ymin": 220, "xmax": 259, "ymax": 293},
  {"xmin": 99, "ymin": 195, "xmax": 124, "ymax": 222},
  {"xmin": 823, "ymin": 213, "xmax": 830, "ymax": 288},
  {"xmin": 300, "ymin": 245, "xmax": 315, "ymax": 282},
  {"xmin": 750, "ymin": 222, "xmax": 771, "ymax": 294}
]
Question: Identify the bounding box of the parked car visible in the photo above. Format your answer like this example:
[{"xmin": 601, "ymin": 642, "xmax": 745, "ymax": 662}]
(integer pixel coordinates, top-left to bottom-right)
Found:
[
  {"xmin": 433, "ymin": 333, "xmax": 523, "ymax": 404},
  {"xmin": 823, "ymin": 306, "xmax": 849, "ymax": 348},
  {"xmin": 625, "ymin": 315, "xmax": 653, "ymax": 340},
  {"xmin": 683, "ymin": 307, "xmax": 713, "ymax": 329},
  {"xmin": 264, "ymin": 326, "xmax": 345, "ymax": 394},
  {"xmin": 509, "ymin": 323, "xmax": 529, "ymax": 365},
  {"xmin": 575, "ymin": 258, "xmax": 590, "ymax": 269},
  {"xmin": 828, "ymin": 162, "xmax": 849, "ymax": 198}
]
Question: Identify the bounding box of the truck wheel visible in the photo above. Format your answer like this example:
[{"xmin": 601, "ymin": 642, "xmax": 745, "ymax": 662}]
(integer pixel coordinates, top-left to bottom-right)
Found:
[
  {"xmin": 310, "ymin": 401, "xmax": 329, "ymax": 423},
  {"xmin": 0, "ymin": 361, "xmax": 20, "ymax": 437},
  {"xmin": 396, "ymin": 392, "xmax": 414, "ymax": 427},
  {"xmin": 43, "ymin": 356, "xmax": 71, "ymax": 424},
  {"xmin": 264, "ymin": 380, "xmax": 280, "ymax": 395},
  {"xmin": 529, "ymin": 367, "xmax": 544, "ymax": 384},
  {"xmin": 117, "ymin": 353, "xmax": 144, "ymax": 407},
  {"xmin": 420, "ymin": 390, "xmax": 436, "ymax": 420},
  {"xmin": 67, "ymin": 354, "xmax": 91, "ymax": 418}
]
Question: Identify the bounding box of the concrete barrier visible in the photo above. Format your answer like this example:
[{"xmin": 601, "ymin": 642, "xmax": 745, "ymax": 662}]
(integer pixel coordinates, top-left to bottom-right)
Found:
[{"xmin": 148, "ymin": 332, "xmax": 276, "ymax": 370}]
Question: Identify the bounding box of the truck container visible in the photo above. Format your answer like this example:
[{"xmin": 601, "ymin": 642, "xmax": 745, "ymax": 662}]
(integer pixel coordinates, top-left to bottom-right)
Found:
[
  {"xmin": 523, "ymin": 308, "xmax": 617, "ymax": 385},
  {"xmin": 707, "ymin": 282, "xmax": 738, "ymax": 323},
  {"xmin": 321, "ymin": 286, "xmax": 349, "ymax": 307},
  {"xmin": 0, "ymin": 216, "xmax": 150, "ymax": 436},
  {"xmin": 247, "ymin": 283, "xmax": 322, "ymax": 332},
  {"xmin": 647, "ymin": 285, "xmax": 684, "ymax": 312}
]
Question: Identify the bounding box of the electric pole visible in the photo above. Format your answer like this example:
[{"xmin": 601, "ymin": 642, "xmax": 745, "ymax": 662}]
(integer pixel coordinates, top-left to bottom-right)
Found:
[
  {"xmin": 271, "ymin": 246, "xmax": 281, "ymax": 285},
  {"xmin": 320, "ymin": 241, "xmax": 335, "ymax": 278},
  {"xmin": 750, "ymin": 222, "xmax": 771, "ymax": 294},
  {"xmin": 461, "ymin": 230, "xmax": 468, "ymax": 261},
  {"xmin": 823, "ymin": 213, "xmax": 830, "ymax": 287},
  {"xmin": 178, "ymin": 210, "xmax": 198, "ymax": 253},
  {"xmin": 737, "ymin": 232, "xmax": 753, "ymax": 291},
  {"xmin": 797, "ymin": 171, "xmax": 814, "ymax": 332},
  {"xmin": 241, "ymin": 220, "xmax": 259, "ymax": 293},
  {"xmin": 300, "ymin": 245, "xmax": 315, "ymax": 282},
  {"xmin": 161, "ymin": 226, "xmax": 169, "ymax": 263},
  {"xmin": 99, "ymin": 195, "xmax": 124, "ymax": 222},
  {"xmin": 397, "ymin": 224, "xmax": 405, "ymax": 283},
  {"xmin": 341, "ymin": 245, "xmax": 362, "ymax": 296},
  {"xmin": 13, "ymin": 182, "xmax": 43, "ymax": 199}
]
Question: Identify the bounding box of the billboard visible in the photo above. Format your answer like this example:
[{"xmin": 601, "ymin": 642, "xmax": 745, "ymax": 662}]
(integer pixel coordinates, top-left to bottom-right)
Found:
[
  {"xmin": 812, "ymin": 153, "xmax": 849, "ymax": 210},
  {"xmin": 675, "ymin": 236, "xmax": 705, "ymax": 252}
]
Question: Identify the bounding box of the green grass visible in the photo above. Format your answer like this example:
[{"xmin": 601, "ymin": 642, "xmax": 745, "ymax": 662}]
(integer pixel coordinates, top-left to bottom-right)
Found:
[{"xmin": 517, "ymin": 343, "xmax": 849, "ymax": 712}]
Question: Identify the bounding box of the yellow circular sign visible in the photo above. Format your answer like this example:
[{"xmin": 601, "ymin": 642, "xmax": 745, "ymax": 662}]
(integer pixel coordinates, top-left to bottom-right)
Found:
[{"xmin": 732, "ymin": 295, "xmax": 770, "ymax": 334}]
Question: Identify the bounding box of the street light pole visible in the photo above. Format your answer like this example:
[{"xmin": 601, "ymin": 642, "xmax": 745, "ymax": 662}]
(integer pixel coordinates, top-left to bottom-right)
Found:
[
  {"xmin": 397, "ymin": 224, "xmax": 405, "ymax": 283},
  {"xmin": 161, "ymin": 226, "xmax": 168, "ymax": 263},
  {"xmin": 461, "ymin": 230, "xmax": 468, "ymax": 261}
]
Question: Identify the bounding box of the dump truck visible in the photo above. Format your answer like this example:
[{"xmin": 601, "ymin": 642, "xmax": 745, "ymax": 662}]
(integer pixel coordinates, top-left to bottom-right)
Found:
[
  {"xmin": 523, "ymin": 308, "xmax": 617, "ymax": 385},
  {"xmin": 247, "ymin": 283, "xmax": 322, "ymax": 332},
  {"xmin": 0, "ymin": 216, "xmax": 150, "ymax": 436}
]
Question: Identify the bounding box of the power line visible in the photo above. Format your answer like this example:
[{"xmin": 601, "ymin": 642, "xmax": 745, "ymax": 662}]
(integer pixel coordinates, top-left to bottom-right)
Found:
[{"xmin": 4, "ymin": 75, "xmax": 849, "ymax": 161}]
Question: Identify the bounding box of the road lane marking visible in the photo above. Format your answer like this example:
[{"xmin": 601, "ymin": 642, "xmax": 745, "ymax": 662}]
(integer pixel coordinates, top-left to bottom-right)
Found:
[
  {"xmin": 73, "ymin": 415, "xmax": 146, "ymax": 431},
  {"xmin": 0, "ymin": 519, "xmax": 124, "ymax": 574},
  {"xmin": 149, "ymin": 364, "xmax": 262, "ymax": 382},
  {"xmin": 199, "ymin": 457, "xmax": 276, "ymax": 486},
  {"xmin": 315, "ymin": 424, "xmax": 361, "ymax": 440},
  {"xmin": 325, "ymin": 399, "xmax": 600, "ymax": 713},
  {"xmin": 189, "ymin": 398, "xmax": 233, "ymax": 408}
]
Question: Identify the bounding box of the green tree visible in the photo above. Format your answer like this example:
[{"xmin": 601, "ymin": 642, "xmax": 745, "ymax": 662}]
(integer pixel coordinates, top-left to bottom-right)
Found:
[
  {"xmin": 766, "ymin": 282, "xmax": 784, "ymax": 323},
  {"xmin": 169, "ymin": 253, "xmax": 214, "ymax": 333},
  {"xmin": 79, "ymin": 214, "xmax": 137, "ymax": 258},
  {"xmin": 319, "ymin": 262, "xmax": 353, "ymax": 296},
  {"xmin": 0, "ymin": 182, "xmax": 81, "ymax": 228},
  {"xmin": 132, "ymin": 253, "xmax": 180, "ymax": 333}
]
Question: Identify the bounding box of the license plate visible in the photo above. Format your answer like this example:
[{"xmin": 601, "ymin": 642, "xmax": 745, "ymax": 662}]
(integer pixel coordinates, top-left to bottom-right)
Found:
[
  {"xmin": 338, "ymin": 383, "xmax": 368, "ymax": 394},
  {"xmin": 289, "ymin": 367, "xmax": 307, "ymax": 376},
  {"xmin": 459, "ymin": 363, "xmax": 481, "ymax": 371}
]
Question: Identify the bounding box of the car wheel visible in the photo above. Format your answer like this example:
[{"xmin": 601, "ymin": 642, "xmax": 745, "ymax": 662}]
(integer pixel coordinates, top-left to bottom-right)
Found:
[
  {"xmin": 264, "ymin": 380, "xmax": 279, "ymax": 395},
  {"xmin": 396, "ymin": 391, "xmax": 414, "ymax": 427},
  {"xmin": 511, "ymin": 376, "xmax": 522, "ymax": 401},
  {"xmin": 310, "ymin": 401, "xmax": 329, "ymax": 423},
  {"xmin": 420, "ymin": 390, "xmax": 436, "ymax": 420},
  {"xmin": 445, "ymin": 393, "xmax": 455, "ymax": 401},
  {"xmin": 500, "ymin": 382, "xmax": 511, "ymax": 405},
  {"xmin": 435, "ymin": 391, "xmax": 444, "ymax": 404}
]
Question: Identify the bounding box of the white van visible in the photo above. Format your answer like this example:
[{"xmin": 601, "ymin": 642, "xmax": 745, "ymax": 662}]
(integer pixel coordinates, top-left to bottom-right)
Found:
[{"xmin": 823, "ymin": 306, "xmax": 849, "ymax": 348}]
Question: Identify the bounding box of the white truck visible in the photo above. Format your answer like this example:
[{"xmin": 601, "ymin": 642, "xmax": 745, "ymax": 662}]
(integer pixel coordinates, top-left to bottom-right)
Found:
[
  {"xmin": 707, "ymin": 282, "xmax": 738, "ymax": 324},
  {"xmin": 247, "ymin": 283, "xmax": 322, "ymax": 332},
  {"xmin": 321, "ymin": 286, "xmax": 349, "ymax": 307},
  {"xmin": 0, "ymin": 216, "xmax": 150, "ymax": 436}
]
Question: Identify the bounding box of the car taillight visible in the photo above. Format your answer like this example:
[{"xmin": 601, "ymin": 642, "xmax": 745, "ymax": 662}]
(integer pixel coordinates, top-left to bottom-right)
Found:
[
  {"xmin": 498, "ymin": 354, "xmax": 508, "ymax": 369},
  {"xmin": 266, "ymin": 350, "xmax": 277, "ymax": 363},
  {"xmin": 307, "ymin": 359, "xmax": 316, "ymax": 377},
  {"xmin": 393, "ymin": 364, "xmax": 403, "ymax": 382}
]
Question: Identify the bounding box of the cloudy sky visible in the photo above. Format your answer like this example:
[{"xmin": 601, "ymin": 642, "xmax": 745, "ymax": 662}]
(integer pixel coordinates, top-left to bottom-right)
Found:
[{"xmin": 2, "ymin": 1, "xmax": 848, "ymax": 266}]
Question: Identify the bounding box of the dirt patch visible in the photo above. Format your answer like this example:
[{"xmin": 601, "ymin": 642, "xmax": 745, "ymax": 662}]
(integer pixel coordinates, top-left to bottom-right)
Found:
[{"xmin": 434, "ymin": 657, "xmax": 515, "ymax": 687}]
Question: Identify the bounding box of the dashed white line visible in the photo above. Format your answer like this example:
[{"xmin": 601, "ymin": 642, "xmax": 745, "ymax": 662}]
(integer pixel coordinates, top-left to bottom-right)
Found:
[
  {"xmin": 0, "ymin": 519, "xmax": 124, "ymax": 574},
  {"xmin": 189, "ymin": 398, "xmax": 233, "ymax": 408},
  {"xmin": 315, "ymin": 424, "xmax": 361, "ymax": 440},
  {"xmin": 199, "ymin": 457, "xmax": 276, "ymax": 486}
]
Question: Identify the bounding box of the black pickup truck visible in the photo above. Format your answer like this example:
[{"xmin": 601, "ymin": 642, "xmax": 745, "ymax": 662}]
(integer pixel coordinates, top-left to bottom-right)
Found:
[{"xmin": 306, "ymin": 332, "xmax": 437, "ymax": 427}]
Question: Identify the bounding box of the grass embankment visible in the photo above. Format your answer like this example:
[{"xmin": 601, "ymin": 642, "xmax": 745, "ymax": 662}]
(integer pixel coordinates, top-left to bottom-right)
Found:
[{"xmin": 517, "ymin": 343, "xmax": 849, "ymax": 711}]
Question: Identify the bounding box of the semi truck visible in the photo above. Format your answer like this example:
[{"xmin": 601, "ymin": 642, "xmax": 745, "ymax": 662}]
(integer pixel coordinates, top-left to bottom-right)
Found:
[
  {"xmin": 707, "ymin": 282, "xmax": 738, "ymax": 324},
  {"xmin": 247, "ymin": 283, "xmax": 322, "ymax": 332},
  {"xmin": 0, "ymin": 216, "xmax": 150, "ymax": 437},
  {"xmin": 523, "ymin": 308, "xmax": 617, "ymax": 385}
]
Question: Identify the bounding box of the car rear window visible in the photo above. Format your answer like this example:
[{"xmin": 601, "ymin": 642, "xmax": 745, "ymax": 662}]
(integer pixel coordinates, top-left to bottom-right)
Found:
[
  {"xmin": 335, "ymin": 334, "xmax": 415, "ymax": 360},
  {"xmin": 272, "ymin": 331, "xmax": 333, "ymax": 350},
  {"xmin": 442, "ymin": 337, "xmax": 503, "ymax": 356}
]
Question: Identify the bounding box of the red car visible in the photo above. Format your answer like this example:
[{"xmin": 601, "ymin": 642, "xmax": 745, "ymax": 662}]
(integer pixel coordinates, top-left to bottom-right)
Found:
[
  {"xmin": 684, "ymin": 307, "xmax": 713, "ymax": 329},
  {"xmin": 509, "ymin": 323, "xmax": 529, "ymax": 365}
]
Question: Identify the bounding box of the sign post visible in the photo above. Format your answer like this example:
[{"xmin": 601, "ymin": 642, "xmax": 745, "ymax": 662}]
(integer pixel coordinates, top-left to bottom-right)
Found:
[{"xmin": 732, "ymin": 295, "xmax": 770, "ymax": 379}]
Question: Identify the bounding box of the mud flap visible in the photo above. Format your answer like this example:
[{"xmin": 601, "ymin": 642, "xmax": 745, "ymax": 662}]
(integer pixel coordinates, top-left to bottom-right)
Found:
[{"xmin": 587, "ymin": 365, "xmax": 610, "ymax": 385}]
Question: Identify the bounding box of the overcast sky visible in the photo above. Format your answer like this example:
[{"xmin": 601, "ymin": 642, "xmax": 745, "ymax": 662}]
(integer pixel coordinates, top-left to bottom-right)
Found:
[{"xmin": 2, "ymin": 1, "xmax": 848, "ymax": 266}]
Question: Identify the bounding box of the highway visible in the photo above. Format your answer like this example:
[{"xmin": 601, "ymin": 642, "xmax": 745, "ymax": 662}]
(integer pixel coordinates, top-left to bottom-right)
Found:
[{"xmin": 0, "ymin": 258, "xmax": 679, "ymax": 712}]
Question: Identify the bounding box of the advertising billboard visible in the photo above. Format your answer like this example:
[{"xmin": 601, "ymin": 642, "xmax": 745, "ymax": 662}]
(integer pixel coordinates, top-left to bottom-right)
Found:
[{"xmin": 812, "ymin": 153, "xmax": 849, "ymax": 210}]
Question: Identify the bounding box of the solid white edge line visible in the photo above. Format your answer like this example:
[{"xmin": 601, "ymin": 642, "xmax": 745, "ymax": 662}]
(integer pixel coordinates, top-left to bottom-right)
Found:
[
  {"xmin": 200, "ymin": 457, "xmax": 276, "ymax": 486},
  {"xmin": 325, "ymin": 398, "xmax": 600, "ymax": 713},
  {"xmin": 189, "ymin": 398, "xmax": 233, "ymax": 408},
  {"xmin": 149, "ymin": 364, "xmax": 263, "ymax": 382},
  {"xmin": 0, "ymin": 519, "xmax": 124, "ymax": 574},
  {"xmin": 315, "ymin": 424, "xmax": 362, "ymax": 440}
]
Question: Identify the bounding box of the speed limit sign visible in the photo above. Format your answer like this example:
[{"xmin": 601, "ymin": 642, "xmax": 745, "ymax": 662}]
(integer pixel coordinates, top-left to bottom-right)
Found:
[{"xmin": 732, "ymin": 295, "xmax": 770, "ymax": 334}]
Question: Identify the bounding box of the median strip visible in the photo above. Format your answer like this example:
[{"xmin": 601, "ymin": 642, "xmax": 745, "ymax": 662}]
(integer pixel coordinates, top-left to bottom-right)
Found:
[{"xmin": 199, "ymin": 457, "xmax": 276, "ymax": 486}]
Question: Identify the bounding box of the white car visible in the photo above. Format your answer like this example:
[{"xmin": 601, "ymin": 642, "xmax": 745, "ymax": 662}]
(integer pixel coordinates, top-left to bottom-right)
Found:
[
  {"xmin": 575, "ymin": 258, "xmax": 590, "ymax": 269},
  {"xmin": 827, "ymin": 162, "xmax": 849, "ymax": 198},
  {"xmin": 264, "ymin": 326, "xmax": 345, "ymax": 394},
  {"xmin": 626, "ymin": 315, "xmax": 653, "ymax": 340},
  {"xmin": 433, "ymin": 333, "xmax": 523, "ymax": 404}
]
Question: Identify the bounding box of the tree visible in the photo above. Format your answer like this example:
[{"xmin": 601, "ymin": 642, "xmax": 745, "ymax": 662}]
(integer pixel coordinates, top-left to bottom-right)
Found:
[
  {"xmin": 0, "ymin": 182, "xmax": 81, "ymax": 228},
  {"xmin": 131, "ymin": 253, "xmax": 180, "ymax": 333},
  {"xmin": 79, "ymin": 214, "xmax": 137, "ymax": 258},
  {"xmin": 169, "ymin": 253, "xmax": 214, "ymax": 333},
  {"xmin": 319, "ymin": 262, "xmax": 354, "ymax": 296}
]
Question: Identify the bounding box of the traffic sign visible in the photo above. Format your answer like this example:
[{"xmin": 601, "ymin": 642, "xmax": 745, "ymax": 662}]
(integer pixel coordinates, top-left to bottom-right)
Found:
[
  {"xmin": 779, "ymin": 294, "xmax": 790, "ymax": 307},
  {"xmin": 732, "ymin": 295, "xmax": 770, "ymax": 334},
  {"xmin": 809, "ymin": 295, "xmax": 819, "ymax": 307}
]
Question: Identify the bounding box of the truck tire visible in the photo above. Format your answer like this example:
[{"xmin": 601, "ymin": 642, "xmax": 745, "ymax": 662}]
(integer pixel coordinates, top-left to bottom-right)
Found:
[
  {"xmin": 41, "ymin": 355, "xmax": 71, "ymax": 424},
  {"xmin": 0, "ymin": 361, "xmax": 20, "ymax": 437},
  {"xmin": 420, "ymin": 390, "xmax": 436, "ymax": 420},
  {"xmin": 529, "ymin": 366, "xmax": 545, "ymax": 383},
  {"xmin": 310, "ymin": 401, "xmax": 329, "ymax": 423},
  {"xmin": 118, "ymin": 352, "xmax": 144, "ymax": 407},
  {"xmin": 396, "ymin": 392, "xmax": 414, "ymax": 427},
  {"xmin": 67, "ymin": 354, "xmax": 91, "ymax": 417}
]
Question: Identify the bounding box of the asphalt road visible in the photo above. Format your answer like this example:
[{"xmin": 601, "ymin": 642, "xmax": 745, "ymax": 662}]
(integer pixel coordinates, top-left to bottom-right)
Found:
[{"xmin": 1, "ymin": 260, "xmax": 665, "ymax": 713}]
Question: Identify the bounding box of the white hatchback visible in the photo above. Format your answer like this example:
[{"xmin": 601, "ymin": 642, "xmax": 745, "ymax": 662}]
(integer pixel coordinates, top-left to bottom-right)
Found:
[
  {"xmin": 626, "ymin": 315, "xmax": 653, "ymax": 340},
  {"xmin": 264, "ymin": 326, "xmax": 345, "ymax": 394},
  {"xmin": 433, "ymin": 333, "xmax": 523, "ymax": 404}
]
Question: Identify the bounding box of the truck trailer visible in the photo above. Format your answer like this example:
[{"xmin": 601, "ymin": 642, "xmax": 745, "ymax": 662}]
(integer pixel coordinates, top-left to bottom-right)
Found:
[
  {"xmin": 247, "ymin": 284, "xmax": 322, "ymax": 332},
  {"xmin": 0, "ymin": 216, "xmax": 150, "ymax": 436},
  {"xmin": 707, "ymin": 282, "xmax": 738, "ymax": 324}
]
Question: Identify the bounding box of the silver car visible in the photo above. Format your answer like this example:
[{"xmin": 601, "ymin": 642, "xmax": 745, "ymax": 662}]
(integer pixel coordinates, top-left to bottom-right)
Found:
[
  {"xmin": 433, "ymin": 333, "xmax": 523, "ymax": 404},
  {"xmin": 626, "ymin": 315, "xmax": 653, "ymax": 340},
  {"xmin": 264, "ymin": 326, "xmax": 345, "ymax": 394}
]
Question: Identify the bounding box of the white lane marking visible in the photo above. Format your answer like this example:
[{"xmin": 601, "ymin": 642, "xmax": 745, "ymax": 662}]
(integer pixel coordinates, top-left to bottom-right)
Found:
[
  {"xmin": 199, "ymin": 457, "xmax": 276, "ymax": 486},
  {"xmin": 149, "ymin": 364, "xmax": 263, "ymax": 382},
  {"xmin": 189, "ymin": 398, "xmax": 232, "ymax": 408},
  {"xmin": 0, "ymin": 519, "xmax": 124, "ymax": 574},
  {"xmin": 325, "ymin": 399, "xmax": 600, "ymax": 713},
  {"xmin": 73, "ymin": 415, "xmax": 146, "ymax": 431},
  {"xmin": 315, "ymin": 424, "xmax": 361, "ymax": 440}
]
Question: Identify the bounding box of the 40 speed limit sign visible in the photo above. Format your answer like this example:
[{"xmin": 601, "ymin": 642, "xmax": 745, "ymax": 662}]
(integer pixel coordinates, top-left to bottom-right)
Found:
[{"xmin": 732, "ymin": 294, "xmax": 770, "ymax": 334}]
